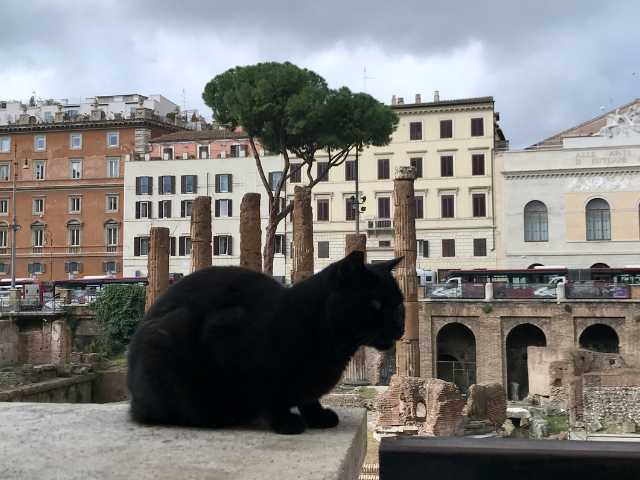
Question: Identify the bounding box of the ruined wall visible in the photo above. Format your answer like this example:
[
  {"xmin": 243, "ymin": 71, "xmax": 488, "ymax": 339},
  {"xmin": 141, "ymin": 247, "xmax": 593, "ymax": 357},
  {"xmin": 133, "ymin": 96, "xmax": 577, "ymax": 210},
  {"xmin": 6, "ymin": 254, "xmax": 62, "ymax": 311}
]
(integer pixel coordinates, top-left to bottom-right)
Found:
[
  {"xmin": 17, "ymin": 319, "xmax": 72, "ymax": 365},
  {"xmin": 0, "ymin": 320, "xmax": 19, "ymax": 366},
  {"xmin": 582, "ymin": 370, "xmax": 640, "ymax": 432},
  {"xmin": 0, "ymin": 374, "xmax": 94, "ymax": 403}
]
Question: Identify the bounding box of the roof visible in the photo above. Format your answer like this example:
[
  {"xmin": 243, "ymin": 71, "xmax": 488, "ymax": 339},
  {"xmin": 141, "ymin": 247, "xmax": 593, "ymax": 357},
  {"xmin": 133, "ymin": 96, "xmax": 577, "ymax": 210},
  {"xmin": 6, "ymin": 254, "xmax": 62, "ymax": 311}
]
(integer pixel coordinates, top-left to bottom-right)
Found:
[
  {"xmin": 391, "ymin": 96, "xmax": 494, "ymax": 110},
  {"xmin": 150, "ymin": 129, "xmax": 249, "ymax": 143},
  {"xmin": 530, "ymin": 98, "xmax": 640, "ymax": 148}
]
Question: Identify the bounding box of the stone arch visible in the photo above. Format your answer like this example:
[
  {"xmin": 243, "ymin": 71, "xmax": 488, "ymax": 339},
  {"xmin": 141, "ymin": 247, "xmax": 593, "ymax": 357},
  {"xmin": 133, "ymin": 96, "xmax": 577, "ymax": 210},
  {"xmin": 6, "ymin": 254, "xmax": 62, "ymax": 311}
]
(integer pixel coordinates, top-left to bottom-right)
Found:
[
  {"xmin": 436, "ymin": 322, "xmax": 476, "ymax": 393},
  {"xmin": 505, "ymin": 323, "xmax": 547, "ymax": 400},
  {"xmin": 527, "ymin": 263, "xmax": 544, "ymax": 269},
  {"xmin": 590, "ymin": 262, "xmax": 610, "ymax": 269},
  {"xmin": 579, "ymin": 323, "xmax": 619, "ymax": 353}
]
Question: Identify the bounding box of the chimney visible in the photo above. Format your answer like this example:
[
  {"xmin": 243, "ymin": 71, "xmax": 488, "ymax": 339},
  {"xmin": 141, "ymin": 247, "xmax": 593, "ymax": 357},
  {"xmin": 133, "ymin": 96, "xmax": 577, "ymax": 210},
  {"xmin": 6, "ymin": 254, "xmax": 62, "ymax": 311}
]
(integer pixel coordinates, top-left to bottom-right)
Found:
[
  {"xmin": 415, "ymin": 93, "xmax": 422, "ymax": 104},
  {"xmin": 433, "ymin": 90, "xmax": 440, "ymax": 102},
  {"xmin": 397, "ymin": 97, "xmax": 405, "ymax": 105},
  {"xmin": 391, "ymin": 95, "xmax": 397, "ymax": 105}
]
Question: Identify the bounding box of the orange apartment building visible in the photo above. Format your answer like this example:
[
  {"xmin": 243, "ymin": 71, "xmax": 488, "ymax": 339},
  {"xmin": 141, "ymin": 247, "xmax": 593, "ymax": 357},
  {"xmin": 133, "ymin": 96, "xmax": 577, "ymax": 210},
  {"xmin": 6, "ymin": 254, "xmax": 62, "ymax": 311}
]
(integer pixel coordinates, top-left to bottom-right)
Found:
[{"xmin": 0, "ymin": 109, "xmax": 179, "ymax": 281}]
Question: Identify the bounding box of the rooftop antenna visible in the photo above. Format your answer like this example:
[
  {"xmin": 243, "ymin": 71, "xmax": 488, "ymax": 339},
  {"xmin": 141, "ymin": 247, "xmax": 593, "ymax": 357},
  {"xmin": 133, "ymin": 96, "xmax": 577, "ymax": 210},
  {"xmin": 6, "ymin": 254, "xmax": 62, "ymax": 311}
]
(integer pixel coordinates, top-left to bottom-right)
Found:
[
  {"xmin": 181, "ymin": 88, "xmax": 187, "ymax": 112},
  {"xmin": 363, "ymin": 66, "xmax": 374, "ymax": 93}
]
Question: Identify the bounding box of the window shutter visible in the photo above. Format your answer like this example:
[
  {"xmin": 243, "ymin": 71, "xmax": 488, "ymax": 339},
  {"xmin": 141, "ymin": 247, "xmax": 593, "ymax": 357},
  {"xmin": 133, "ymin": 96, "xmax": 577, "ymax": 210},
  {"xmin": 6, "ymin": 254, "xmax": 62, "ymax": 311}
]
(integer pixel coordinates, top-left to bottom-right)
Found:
[
  {"xmin": 115, "ymin": 262, "xmax": 119, "ymax": 273},
  {"xmin": 102, "ymin": 262, "xmax": 107, "ymax": 273},
  {"xmin": 78, "ymin": 262, "xmax": 83, "ymax": 273},
  {"xmin": 41, "ymin": 263, "xmax": 46, "ymax": 273},
  {"xmin": 228, "ymin": 200, "xmax": 233, "ymax": 217},
  {"xmin": 179, "ymin": 237, "xmax": 185, "ymax": 256},
  {"xmin": 158, "ymin": 201, "xmax": 164, "ymax": 218},
  {"xmin": 158, "ymin": 176, "xmax": 163, "ymax": 194},
  {"xmin": 148, "ymin": 202, "xmax": 152, "ymax": 219},
  {"xmin": 27, "ymin": 263, "xmax": 32, "ymax": 274},
  {"xmin": 193, "ymin": 176, "xmax": 198, "ymax": 194},
  {"xmin": 64, "ymin": 262, "xmax": 69, "ymax": 273},
  {"xmin": 180, "ymin": 175, "xmax": 185, "ymax": 194},
  {"xmin": 170, "ymin": 237, "xmax": 176, "ymax": 256},
  {"xmin": 166, "ymin": 201, "xmax": 171, "ymax": 218},
  {"xmin": 135, "ymin": 202, "xmax": 140, "ymax": 219},
  {"xmin": 135, "ymin": 177, "xmax": 141, "ymax": 195},
  {"xmin": 181, "ymin": 200, "xmax": 185, "ymax": 217},
  {"xmin": 215, "ymin": 200, "xmax": 220, "ymax": 217},
  {"xmin": 213, "ymin": 236, "xmax": 219, "ymax": 256},
  {"xmin": 227, "ymin": 236, "xmax": 233, "ymax": 256},
  {"xmin": 147, "ymin": 176, "xmax": 153, "ymax": 195},
  {"xmin": 423, "ymin": 240, "xmax": 429, "ymax": 258},
  {"xmin": 134, "ymin": 237, "xmax": 140, "ymax": 256},
  {"xmin": 215, "ymin": 174, "xmax": 220, "ymax": 193},
  {"xmin": 170, "ymin": 176, "xmax": 175, "ymax": 193},
  {"xmin": 228, "ymin": 175, "xmax": 233, "ymax": 193}
]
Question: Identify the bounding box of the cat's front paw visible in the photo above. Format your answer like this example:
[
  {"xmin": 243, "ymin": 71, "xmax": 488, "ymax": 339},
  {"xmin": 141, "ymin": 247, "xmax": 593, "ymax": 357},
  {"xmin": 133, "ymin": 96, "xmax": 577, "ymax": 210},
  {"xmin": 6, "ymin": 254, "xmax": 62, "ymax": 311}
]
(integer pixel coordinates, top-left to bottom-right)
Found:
[
  {"xmin": 303, "ymin": 407, "xmax": 339, "ymax": 429},
  {"xmin": 271, "ymin": 412, "xmax": 306, "ymax": 435}
]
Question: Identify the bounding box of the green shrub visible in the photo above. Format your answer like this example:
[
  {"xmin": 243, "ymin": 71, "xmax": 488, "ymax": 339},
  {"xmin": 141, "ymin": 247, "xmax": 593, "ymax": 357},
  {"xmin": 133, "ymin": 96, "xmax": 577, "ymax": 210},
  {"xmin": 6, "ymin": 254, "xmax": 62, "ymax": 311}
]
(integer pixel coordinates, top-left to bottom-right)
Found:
[{"xmin": 92, "ymin": 284, "xmax": 146, "ymax": 356}]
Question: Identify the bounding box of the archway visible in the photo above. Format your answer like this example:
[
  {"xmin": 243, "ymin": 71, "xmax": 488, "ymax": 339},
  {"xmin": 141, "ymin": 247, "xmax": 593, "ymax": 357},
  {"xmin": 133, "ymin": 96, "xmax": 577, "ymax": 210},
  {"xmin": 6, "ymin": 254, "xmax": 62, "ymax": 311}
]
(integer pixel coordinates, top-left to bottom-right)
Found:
[
  {"xmin": 505, "ymin": 324, "xmax": 547, "ymax": 401},
  {"xmin": 590, "ymin": 263, "xmax": 610, "ymax": 269},
  {"xmin": 527, "ymin": 263, "xmax": 543, "ymax": 269},
  {"xmin": 579, "ymin": 324, "xmax": 619, "ymax": 353},
  {"xmin": 436, "ymin": 323, "xmax": 476, "ymax": 393}
]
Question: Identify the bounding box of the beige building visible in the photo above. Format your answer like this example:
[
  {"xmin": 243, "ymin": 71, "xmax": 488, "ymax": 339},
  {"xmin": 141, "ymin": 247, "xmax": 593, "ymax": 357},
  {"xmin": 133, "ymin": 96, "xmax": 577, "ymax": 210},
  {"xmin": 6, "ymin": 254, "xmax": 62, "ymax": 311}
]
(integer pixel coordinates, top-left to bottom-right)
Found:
[
  {"xmin": 290, "ymin": 93, "xmax": 507, "ymax": 280},
  {"xmin": 495, "ymin": 98, "xmax": 640, "ymax": 269}
]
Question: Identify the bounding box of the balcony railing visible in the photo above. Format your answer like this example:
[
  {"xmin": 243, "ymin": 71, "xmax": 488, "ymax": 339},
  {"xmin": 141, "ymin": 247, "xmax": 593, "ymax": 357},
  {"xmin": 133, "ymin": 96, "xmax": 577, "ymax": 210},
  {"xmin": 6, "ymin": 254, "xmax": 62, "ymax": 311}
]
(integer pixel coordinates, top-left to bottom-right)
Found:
[{"xmin": 367, "ymin": 218, "xmax": 394, "ymax": 231}]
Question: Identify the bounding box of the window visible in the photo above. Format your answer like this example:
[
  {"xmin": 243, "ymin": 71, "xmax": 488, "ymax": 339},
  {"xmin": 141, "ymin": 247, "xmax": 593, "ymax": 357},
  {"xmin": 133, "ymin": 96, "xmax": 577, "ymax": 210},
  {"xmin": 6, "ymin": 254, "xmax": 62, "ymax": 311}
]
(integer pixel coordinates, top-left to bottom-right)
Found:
[
  {"xmin": 32, "ymin": 226, "xmax": 45, "ymax": 248},
  {"xmin": 135, "ymin": 176, "xmax": 153, "ymax": 195},
  {"xmin": 162, "ymin": 147, "xmax": 173, "ymax": 160},
  {"xmin": 318, "ymin": 241, "xmax": 329, "ymax": 259},
  {"xmin": 472, "ymin": 154, "xmax": 485, "ymax": 175},
  {"xmin": 317, "ymin": 162, "xmax": 329, "ymax": 182},
  {"xmin": 106, "ymin": 194, "xmax": 119, "ymax": 212},
  {"xmin": 181, "ymin": 175, "xmax": 198, "ymax": 194},
  {"xmin": 65, "ymin": 261, "xmax": 82, "ymax": 275},
  {"xmin": 28, "ymin": 263, "xmax": 45, "ymax": 274},
  {"xmin": 135, "ymin": 201, "xmax": 152, "ymax": 219},
  {"xmin": 378, "ymin": 197, "xmax": 391, "ymax": 219},
  {"xmin": 179, "ymin": 236, "xmax": 192, "ymax": 256},
  {"xmin": 215, "ymin": 174, "xmax": 232, "ymax": 193},
  {"xmin": 32, "ymin": 197, "xmax": 45, "ymax": 215},
  {"xmin": 170, "ymin": 237, "xmax": 176, "ymax": 256},
  {"xmin": 34, "ymin": 160, "xmax": 46, "ymax": 180},
  {"xmin": 70, "ymin": 159, "xmax": 82, "ymax": 179},
  {"xmin": 410, "ymin": 157, "xmax": 423, "ymax": 178},
  {"xmin": 472, "ymin": 193, "xmax": 486, "ymax": 217},
  {"xmin": 345, "ymin": 160, "xmax": 357, "ymax": 181},
  {"xmin": 158, "ymin": 200, "xmax": 172, "ymax": 218},
  {"xmin": 215, "ymin": 199, "xmax": 232, "ymax": 217},
  {"xmin": 409, "ymin": 122, "xmax": 422, "ymax": 140},
  {"xmin": 70, "ymin": 133, "xmax": 82, "ymax": 149},
  {"xmin": 345, "ymin": 197, "xmax": 357, "ymax": 221},
  {"xmin": 68, "ymin": 221, "xmax": 81, "ymax": 248},
  {"xmin": 275, "ymin": 234, "xmax": 286, "ymax": 255},
  {"xmin": 379, "ymin": 240, "xmax": 391, "ymax": 248},
  {"xmin": 69, "ymin": 196, "xmax": 81, "ymax": 213},
  {"xmin": 471, "ymin": 118, "xmax": 484, "ymax": 137},
  {"xmin": 440, "ymin": 120, "xmax": 453, "ymax": 139},
  {"xmin": 290, "ymin": 164, "xmax": 302, "ymax": 183},
  {"xmin": 181, "ymin": 200, "xmax": 193, "ymax": 217},
  {"xmin": 0, "ymin": 163, "xmax": 9, "ymax": 181},
  {"xmin": 415, "ymin": 197, "xmax": 424, "ymax": 219},
  {"xmin": 317, "ymin": 199, "xmax": 329, "ymax": 221},
  {"xmin": 103, "ymin": 261, "xmax": 118, "ymax": 275},
  {"xmin": 106, "ymin": 131, "xmax": 119, "ymax": 148},
  {"xmin": 43, "ymin": 111, "xmax": 53, "ymax": 123},
  {"xmin": 441, "ymin": 195, "xmax": 455, "ymax": 218},
  {"xmin": 0, "ymin": 227, "xmax": 8, "ymax": 249},
  {"xmin": 440, "ymin": 156, "xmax": 454, "ymax": 176},
  {"xmin": 586, "ymin": 198, "xmax": 611, "ymax": 241},
  {"xmin": 417, "ymin": 239, "xmax": 429, "ymax": 258},
  {"xmin": 34, "ymin": 135, "xmax": 46, "ymax": 151},
  {"xmin": 473, "ymin": 238, "xmax": 487, "ymax": 256},
  {"xmin": 159, "ymin": 176, "xmax": 175, "ymax": 194},
  {"xmin": 107, "ymin": 157, "xmax": 120, "ymax": 177},
  {"xmin": 213, "ymin": 235, "xmax": 233, "ymax": 256},
  {"xmin": 134, "ymin": 236, "xmax": 150, "ymax": 256},
  {"xmin": 0, "ymin": 199, "xmax": 7, "ymax": 214},
  {"xmin": 198, "ymin": 146, "xmax": 209, "ymax": 159},
  {"xmin": 524, "ymin": 201, "xmax": 548, "ymax": 242},
  {"xmin": 442, "ymin": 239, "xmax": 456, "ymax": 257},
  {"xmin": 0, "ymin": 137, "xmax": 10, "ymax": 153},
  {"xmin": 230, "ymin": 144, "xmax": 246, "ymax": 157},
  {"xmin": 106, "ymin": 223, "xmax": 118, "ymax": 249},
  {"xmin": 378, "ymin": 159, "xmax": 390, "ymax": 179},
  {"xmin": 269, "ymin": 171, "xmax": 284, "ymax": 190}
]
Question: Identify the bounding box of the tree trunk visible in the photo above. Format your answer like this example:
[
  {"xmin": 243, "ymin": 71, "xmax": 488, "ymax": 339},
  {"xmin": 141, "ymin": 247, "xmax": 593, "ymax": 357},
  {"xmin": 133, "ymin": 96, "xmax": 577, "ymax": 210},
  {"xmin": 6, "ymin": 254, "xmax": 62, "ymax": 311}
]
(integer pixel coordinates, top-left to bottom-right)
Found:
[
  {"xmin": 393, "ymin": 166, "xmax": 419, "ymax": 378},
  {"xmin": 262, "ymin": 203, "xmax": 278, "ymax": 276},
  {"xmin": 191, "ymin": 196, "xmax": 212, "ymax": 273},
  {"xmin": 291, "ymin": 186, "xmax": 314, "ymax": 283},
  {"xmin": 145, "ymin": 227, "xmax": 169, "ymax": 311},
  {"xmin": 240, "ymin": 193, "xmax": 262, "ymax": 272}
]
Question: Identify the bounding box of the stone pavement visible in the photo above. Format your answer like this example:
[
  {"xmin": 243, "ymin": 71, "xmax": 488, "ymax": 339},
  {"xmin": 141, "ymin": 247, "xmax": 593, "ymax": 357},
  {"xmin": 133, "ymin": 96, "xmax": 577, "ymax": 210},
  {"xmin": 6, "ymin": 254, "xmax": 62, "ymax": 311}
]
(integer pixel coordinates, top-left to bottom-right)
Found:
[{"xmin": 0, "ymin": 402, "xmax": 367, "ymax": 480}]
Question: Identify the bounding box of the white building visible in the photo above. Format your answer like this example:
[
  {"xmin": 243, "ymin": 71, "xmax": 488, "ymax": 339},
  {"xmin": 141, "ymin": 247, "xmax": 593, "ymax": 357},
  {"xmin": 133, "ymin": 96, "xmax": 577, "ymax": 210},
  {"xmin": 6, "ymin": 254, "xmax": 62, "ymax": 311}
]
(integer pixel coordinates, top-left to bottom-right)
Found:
[
  {"xmin": 123, "ymin": 130, "xmax": 289, "ymax": 281},
  {"xmin": 496, "ymin": 99, "xmax": 640, "ymax": 269}
]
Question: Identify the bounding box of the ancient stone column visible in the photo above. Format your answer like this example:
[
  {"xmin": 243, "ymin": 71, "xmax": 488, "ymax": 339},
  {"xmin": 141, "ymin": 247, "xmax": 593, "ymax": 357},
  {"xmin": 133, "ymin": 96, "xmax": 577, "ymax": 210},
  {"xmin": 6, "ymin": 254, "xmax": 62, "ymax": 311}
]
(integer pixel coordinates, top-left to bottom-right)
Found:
[
  {"xmin": 343, "ymin": 234, "xmax": 368, "ymax": 384},
  {"xmin": 240, "ymin": 193, "xmax": 262, "ymax": 272},
  {"xmin": 291, "ymin": 186, "xmax": 314, "ymax": 283},
  {"xmin": 190, "ymin": 196, "xmax": 212, "ymax": 273},
  {"xmin": 145, "ymin": 227, "xmax": 170, "ymax": 311},
  {"xmin": 393, "ymin": 166, "xmax": 420, "ymax": 378}
]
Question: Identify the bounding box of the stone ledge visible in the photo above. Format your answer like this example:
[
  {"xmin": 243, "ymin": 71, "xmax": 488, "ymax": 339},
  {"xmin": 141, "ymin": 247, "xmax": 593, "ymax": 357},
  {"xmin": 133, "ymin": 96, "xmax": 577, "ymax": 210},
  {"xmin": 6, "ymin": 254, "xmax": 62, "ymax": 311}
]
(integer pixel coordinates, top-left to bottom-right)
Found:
[
  {"xmin": 0, "ymin": 402, "xmax": 367, "ymax": 480},
  {"xmin": 0, "ymin": 373, "xmax": 96, "ymax": 400}
]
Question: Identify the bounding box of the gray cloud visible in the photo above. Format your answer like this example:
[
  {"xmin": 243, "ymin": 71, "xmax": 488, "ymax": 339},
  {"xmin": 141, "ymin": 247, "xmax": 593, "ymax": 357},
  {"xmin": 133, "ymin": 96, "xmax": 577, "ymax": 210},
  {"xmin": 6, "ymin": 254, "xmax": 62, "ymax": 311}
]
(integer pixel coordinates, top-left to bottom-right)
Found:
[{"xmin": 1, "ymin": 0, "xmax": 639, "ymax": 147}]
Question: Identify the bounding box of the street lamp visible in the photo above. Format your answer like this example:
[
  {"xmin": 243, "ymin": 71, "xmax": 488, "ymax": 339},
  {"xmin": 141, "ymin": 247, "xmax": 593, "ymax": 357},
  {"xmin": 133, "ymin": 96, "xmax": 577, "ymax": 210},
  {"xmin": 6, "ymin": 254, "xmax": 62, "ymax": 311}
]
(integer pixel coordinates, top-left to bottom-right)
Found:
[{"xmin": 351, "ymin": 143, "xmax": 366, "ymax": 234}]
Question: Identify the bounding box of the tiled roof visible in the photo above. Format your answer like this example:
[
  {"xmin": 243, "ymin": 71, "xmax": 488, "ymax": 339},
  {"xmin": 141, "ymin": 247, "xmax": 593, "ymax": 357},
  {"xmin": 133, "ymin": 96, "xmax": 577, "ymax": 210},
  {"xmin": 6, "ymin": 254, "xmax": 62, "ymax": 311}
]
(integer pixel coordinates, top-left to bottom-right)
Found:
[
  {"xmin": 391, "ymin": 96, "xmax": 494, "ymax": 109},
  {"xmin": 530, "ymin": 98, "xmax": 640, "ymax": 148},
  {"xmin": 150, "ymin": 129, "xmax": 249, "ymax": 143}
]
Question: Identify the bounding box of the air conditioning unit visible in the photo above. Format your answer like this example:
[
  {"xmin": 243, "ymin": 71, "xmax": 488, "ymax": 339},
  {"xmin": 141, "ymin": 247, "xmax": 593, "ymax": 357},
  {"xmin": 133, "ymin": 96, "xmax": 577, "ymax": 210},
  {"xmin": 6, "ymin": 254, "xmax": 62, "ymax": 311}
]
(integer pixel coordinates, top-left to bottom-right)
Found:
[{"xmin": 182, "ymin": 152, "xmax": 188, "ymax": 160}]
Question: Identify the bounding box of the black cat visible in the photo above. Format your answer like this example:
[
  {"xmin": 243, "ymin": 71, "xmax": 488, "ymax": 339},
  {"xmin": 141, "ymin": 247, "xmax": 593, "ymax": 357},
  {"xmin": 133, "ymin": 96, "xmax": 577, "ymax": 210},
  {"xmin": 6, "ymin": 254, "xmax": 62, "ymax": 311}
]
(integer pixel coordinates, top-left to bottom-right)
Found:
[{"xmin": 127, "ymin": 250, "xmax": 405, "ymax": 434}]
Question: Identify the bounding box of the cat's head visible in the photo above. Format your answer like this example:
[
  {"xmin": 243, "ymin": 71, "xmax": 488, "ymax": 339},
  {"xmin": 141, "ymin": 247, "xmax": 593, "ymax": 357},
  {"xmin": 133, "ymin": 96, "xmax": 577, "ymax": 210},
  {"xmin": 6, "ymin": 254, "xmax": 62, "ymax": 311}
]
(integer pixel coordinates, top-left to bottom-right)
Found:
[{"xmin": 325, "ymin": 250, "xmax": 405, "ymax": 351}]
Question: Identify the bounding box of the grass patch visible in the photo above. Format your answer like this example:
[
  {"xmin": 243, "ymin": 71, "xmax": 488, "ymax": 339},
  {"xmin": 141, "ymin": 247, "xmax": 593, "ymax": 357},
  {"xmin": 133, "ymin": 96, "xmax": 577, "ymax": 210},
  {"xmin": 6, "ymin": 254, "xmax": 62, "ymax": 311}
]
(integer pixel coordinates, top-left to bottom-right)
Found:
[{"xmin": 545, "ymin": 414, "xmax": 569, "ymax": 434}]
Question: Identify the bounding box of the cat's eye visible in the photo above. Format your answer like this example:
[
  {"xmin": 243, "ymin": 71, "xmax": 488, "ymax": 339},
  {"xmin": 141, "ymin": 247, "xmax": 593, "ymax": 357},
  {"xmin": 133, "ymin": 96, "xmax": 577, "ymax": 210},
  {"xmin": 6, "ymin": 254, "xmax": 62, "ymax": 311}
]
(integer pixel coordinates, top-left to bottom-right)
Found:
[{"xmin": 371, "ymin": 300, "xmax": 382, "ymax": 311}]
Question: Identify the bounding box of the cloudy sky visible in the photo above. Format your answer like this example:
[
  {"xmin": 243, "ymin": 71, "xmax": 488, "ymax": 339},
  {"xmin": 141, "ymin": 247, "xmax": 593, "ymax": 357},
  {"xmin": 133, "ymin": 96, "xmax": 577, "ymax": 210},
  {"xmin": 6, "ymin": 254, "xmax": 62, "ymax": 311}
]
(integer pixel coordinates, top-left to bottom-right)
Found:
[{"xmin": 2, "ymin": 0, "xmax": 639, "ymax": 147}]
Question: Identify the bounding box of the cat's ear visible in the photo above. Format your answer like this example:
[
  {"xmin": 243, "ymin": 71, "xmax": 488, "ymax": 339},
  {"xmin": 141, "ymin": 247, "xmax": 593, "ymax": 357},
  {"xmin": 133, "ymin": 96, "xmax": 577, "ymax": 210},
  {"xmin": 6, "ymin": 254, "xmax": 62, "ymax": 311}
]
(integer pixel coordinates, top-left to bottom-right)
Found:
[
  {"xmin": 336, "ymin": 250, "xmax": 366, "ymax": 283},
  {"xmin": 371, "ymin": 257, "xmax": 404, "ymax": 274}
]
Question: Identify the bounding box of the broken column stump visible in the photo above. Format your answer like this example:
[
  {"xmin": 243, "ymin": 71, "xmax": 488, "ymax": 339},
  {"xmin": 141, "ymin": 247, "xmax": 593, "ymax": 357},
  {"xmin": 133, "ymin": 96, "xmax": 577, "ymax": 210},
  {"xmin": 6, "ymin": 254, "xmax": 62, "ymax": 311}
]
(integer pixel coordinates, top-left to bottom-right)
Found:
[
  {"xmin": 145, "ymin": 227, "xmax": 170, "ymax": 311},
  {"xmin": 191, "ymin": 196, "xmax": 212, "ymax": 273},
  {"xmin": 291, "ymin": 186, "xmax": 314, "ymax": 283},
  {"xmin": 240, "ymin": 193, "xmax": 262, "ymax": 273}
]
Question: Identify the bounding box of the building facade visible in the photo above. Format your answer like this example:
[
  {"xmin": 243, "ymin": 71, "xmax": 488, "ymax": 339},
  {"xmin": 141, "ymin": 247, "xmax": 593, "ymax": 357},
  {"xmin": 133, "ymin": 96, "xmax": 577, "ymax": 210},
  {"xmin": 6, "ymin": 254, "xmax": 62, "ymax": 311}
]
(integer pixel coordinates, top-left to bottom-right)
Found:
[
  {"xmin": 496, "ymin": 99, "xmax": 640, "ymax": 269},
  {"xmin": 123, "ymin": 130, "xmax": 289, "ymax": 280},
  {"xmin": 290, "ymin": 93, "xmax": 507, "ymax": 280},
  {"xmin": 0, "ymin": 104, "xmax": 179, "ymax": 281}
]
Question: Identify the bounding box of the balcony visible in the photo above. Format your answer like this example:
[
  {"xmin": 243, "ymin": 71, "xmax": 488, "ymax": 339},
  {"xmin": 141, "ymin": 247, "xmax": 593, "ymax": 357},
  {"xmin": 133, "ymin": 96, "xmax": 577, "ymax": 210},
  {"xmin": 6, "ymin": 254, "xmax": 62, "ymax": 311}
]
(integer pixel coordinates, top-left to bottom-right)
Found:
[{"xmin": 367, "ymin": 218, "xmax": 394, "ymax": 233}]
